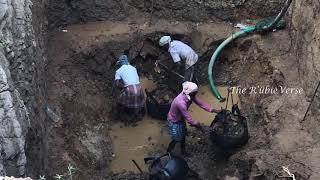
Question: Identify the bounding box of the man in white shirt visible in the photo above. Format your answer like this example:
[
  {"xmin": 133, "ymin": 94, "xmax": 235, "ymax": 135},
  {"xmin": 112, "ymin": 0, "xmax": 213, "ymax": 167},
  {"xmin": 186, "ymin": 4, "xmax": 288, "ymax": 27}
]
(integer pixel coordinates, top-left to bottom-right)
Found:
[
  {"xmin": 114, "ymin": 55, "xmax": 145, "ymax": 121},
  {"xmin": 159, "ymin": 36, "xmax": 198, "ymax": 82}
]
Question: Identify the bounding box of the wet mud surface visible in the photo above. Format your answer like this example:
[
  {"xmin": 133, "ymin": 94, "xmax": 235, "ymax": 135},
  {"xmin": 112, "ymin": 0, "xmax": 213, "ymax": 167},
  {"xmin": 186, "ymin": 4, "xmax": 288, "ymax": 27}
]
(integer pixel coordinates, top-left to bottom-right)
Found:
[
  {"xmin": 44, "ymin": 19, "xmax": 242, "ymax": 179},
  {"xmin": 109, "ymin": 82, "xmax": 240, "ymax": 174},
  {"xmin": 42, "ymin": 15, "xmax": 316, "ymax": 180}
]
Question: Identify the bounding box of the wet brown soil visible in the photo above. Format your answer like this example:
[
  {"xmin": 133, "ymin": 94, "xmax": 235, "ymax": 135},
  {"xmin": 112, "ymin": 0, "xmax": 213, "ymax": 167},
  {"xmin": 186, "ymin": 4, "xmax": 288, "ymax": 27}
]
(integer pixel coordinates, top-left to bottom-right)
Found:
[
  {"xmin": 42, "ymin": 14, "xmax": 316, "ymax": 180},
  {"xmin": 110, "ymin": 80, "xmax": 240, "ymax": 174},
  {"xmin": 44, "ymin": 18, "xmax": 244, "ymax": 179}
]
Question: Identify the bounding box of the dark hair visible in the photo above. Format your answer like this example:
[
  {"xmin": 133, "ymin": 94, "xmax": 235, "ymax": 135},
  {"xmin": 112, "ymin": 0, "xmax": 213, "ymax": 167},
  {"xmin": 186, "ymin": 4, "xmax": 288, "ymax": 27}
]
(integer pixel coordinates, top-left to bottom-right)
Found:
[{"xmin": 189, "ymin": 91, "xmax": 198, "ymax": 98}]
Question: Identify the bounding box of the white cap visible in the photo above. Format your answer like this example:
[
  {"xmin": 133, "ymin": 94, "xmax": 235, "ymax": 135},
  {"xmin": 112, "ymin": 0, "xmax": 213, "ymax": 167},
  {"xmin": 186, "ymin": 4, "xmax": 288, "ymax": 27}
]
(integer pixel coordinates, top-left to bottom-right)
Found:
[{"xmin": 159, "ymin": 36, "xmax": 171, "ymax": 46}]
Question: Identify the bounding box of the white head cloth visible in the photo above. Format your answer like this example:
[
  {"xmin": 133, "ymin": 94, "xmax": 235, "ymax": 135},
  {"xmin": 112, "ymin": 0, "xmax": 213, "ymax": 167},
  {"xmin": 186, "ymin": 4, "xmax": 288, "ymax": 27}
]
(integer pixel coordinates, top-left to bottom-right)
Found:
[
  {"xmin": 182, "ymin": 81, "xmax": 198, "ymax": 100},
  {"xmin": 159, "ymin": 36, "xmax": 171, "ymax": 46}
]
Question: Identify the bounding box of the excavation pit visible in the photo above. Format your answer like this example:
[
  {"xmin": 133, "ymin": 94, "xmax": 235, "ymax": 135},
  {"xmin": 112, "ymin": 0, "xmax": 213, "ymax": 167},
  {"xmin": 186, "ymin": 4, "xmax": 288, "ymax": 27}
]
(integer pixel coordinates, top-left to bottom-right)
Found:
[{"xmin": 42, "ymin": 18, "xmax": 286, "ymax": 180}]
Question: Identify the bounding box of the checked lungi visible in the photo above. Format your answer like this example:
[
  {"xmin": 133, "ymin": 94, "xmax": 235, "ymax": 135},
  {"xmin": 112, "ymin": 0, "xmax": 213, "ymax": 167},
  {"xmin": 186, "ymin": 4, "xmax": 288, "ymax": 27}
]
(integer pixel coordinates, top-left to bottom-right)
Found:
[
  {"xmin": 118, "ymin": 84, "xmax": 145, "ymax": 108},
  {"xmin": 168, "ymin": 119, "xmax": 187, "ymax": 142}
]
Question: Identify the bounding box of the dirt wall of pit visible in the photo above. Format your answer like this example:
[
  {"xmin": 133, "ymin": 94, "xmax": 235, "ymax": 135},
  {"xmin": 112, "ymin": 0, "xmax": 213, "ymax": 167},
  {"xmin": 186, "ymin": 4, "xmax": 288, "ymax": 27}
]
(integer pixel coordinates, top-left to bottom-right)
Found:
[
  {"xmin": 208, "ymin": 1, "xmax": 320, "ymax": 178},
  {"xmin": 42, "ymin": 0, "xmax": 320, "ymax": 179},
  {"xmin": 0, "ymin": 0, "xmax": 47, "ymax": 177},
  {"xmin": 1, "ymin": 0, "xmax": 319, "ymax": 179},
  {"xmin": 26, "ymin": 0, "xmax": 49, "ymax": 177},
  {"xmin": 291, "ymin": 0, "xmax": 320, "ymax": 97},
  {"xmin": 290, "ymin": 1, "xmax": 320, "ymax": 178},
  {"xmin": 47, "ymin": 0, "xmax": 284, "ymax": 28}
]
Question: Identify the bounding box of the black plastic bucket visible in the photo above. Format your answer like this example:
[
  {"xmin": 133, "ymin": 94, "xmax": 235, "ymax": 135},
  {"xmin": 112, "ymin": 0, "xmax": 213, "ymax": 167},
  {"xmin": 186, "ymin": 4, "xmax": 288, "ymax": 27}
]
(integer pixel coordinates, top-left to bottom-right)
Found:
[
  {"xmin": 146, "ymin": 154, "xmax": 190, "ymax": 180},
  {"xmin": 145, "ymin": 89, "xmax": 172, "ymax": 120}
]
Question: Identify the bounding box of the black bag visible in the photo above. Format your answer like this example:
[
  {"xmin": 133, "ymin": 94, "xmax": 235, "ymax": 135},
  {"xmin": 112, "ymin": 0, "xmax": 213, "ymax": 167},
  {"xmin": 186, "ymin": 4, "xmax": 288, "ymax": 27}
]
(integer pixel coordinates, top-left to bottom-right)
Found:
[{"xmin": 210, "ymin": 105, "xmax": 249, "ymax": 149}]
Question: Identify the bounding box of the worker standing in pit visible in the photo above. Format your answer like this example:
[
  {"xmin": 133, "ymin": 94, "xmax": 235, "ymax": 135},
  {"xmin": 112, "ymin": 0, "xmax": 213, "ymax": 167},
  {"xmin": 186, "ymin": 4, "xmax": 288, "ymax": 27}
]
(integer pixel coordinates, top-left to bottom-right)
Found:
[
  {"xmin": 167, "ymin": 81, "xmax": 220, "ymax": 156},
  {"xmin": 114, "ymin": 55, "xmax": 145, "ymax": 122},
  {"xmin": 159, "ymin": 35, "xmax": 199, "ymax": 82}
]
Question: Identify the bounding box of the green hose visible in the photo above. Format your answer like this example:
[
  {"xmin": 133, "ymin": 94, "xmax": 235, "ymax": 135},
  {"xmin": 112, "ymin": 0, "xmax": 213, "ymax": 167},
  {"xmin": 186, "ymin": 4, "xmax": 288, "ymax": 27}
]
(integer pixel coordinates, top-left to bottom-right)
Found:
[
  {"xmin": 208, "ymin": 0, "xmax": 292, "ymax": 101},
  {"xmin": 208, "ymin": 26, "xmax": 255, "ymax": 101}
]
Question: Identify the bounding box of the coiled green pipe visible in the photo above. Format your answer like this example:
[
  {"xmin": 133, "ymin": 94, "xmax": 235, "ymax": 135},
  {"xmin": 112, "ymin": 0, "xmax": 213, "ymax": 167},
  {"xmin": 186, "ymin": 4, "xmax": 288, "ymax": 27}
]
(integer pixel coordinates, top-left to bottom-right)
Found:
[
  {"xmin": 208, "ymin": 0, "xmax": 292, "ymax": 101},
  {"xmin": 208, "ymin": 27, "xmax": 255, "ymax": 102}
]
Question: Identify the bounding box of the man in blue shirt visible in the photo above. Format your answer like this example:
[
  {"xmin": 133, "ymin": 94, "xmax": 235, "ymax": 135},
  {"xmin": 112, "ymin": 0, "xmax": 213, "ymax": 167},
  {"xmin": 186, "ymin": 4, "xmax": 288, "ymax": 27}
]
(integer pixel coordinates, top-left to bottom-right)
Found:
[{"xmin": 114, "ymin": 55, "xmax": 145, "ymax": 122}]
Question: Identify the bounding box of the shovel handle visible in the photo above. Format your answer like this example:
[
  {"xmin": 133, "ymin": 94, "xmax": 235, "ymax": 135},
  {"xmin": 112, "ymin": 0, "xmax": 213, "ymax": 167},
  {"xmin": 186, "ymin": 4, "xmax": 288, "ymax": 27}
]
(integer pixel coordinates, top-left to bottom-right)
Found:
[
  {"xmin": 157, "ymin": 61, "xmax": 185, "ymax": 80},
  {"xmin": 132, "ymin": 160, "xmax": 143, "ymax": 174}
]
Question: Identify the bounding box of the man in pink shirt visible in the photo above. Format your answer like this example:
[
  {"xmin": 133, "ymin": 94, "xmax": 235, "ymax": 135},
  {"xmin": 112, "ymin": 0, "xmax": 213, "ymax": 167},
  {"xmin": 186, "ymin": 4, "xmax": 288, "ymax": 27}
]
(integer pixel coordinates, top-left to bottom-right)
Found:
[{"xmin": 167, "ymin": 81, "xmax": 220, "ymax": 156}]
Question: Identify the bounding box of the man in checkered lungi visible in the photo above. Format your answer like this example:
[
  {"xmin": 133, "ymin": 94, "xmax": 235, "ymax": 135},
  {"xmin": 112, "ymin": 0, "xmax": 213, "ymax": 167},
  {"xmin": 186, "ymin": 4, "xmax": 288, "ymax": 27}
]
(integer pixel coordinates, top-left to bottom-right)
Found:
[
  {"xmin": 115, "ymin": 55, "xmax": 145, "ymax": 122},
  {"xmin": 167, "ymin": 81, "xmax": 220, "ymax": 156}
]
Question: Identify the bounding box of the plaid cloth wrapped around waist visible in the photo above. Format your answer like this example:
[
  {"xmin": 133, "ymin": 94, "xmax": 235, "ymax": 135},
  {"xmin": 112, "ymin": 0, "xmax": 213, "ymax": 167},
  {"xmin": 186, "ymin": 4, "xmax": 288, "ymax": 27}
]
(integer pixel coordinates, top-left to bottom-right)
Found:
[{"xmin": 118, "ymin": 84, "xmax": 145, "ymax": 108}]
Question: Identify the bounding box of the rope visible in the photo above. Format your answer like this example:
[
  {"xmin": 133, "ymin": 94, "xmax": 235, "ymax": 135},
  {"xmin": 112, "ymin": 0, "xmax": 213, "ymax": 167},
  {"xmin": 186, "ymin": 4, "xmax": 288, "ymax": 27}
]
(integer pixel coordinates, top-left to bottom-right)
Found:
[
  {"xmin": 225, "ymin": 88, "xmax": 230, "ymax": 110},
  {"xmin": 231, "ymin": 87, "xmax": 234, "ymax": 105},
  {"xmin": 282, "ymin": 166, "xmax": 296, "ymax": 180}
]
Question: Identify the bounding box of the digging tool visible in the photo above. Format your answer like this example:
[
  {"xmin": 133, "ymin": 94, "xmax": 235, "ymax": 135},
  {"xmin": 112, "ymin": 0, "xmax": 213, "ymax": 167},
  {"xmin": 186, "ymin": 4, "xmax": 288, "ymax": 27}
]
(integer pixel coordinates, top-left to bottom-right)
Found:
[
  {"xmin": 155, "ymin": 60, "xmax": 185, "ymax": 80},
  {"xmin": 301, "ymin": 81, "xmax": 320, "ymax": 123},
  {"xmin": 132, "ymin": 159, "xmax": 144, "ymax": 174}
]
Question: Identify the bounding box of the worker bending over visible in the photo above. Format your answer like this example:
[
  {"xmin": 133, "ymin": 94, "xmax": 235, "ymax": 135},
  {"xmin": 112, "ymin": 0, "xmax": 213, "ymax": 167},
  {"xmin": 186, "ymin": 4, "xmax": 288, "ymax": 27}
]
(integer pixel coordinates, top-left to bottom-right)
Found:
[
  {"xmin": 159, "ymin": 36, "xmax": 198, "ymax": 82},
  {"xmin": 167, "ymin": 81, "xmax": 220, "ymax": 156},
  {"xmin": 115, "ymin": 55, "xmax": 145, "ymax": 121}
]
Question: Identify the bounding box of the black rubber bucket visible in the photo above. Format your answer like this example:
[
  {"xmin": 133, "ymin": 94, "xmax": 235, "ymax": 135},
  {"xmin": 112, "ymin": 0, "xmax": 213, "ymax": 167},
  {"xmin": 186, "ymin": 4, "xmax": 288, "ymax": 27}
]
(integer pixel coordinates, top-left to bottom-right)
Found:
[
  {"xmin": 145, "ymin": 89, "xmax": 172, "ymax": 120},
  {"xmin": 146, "ymin": 154, "xmax": 190, "ymax": 180}
]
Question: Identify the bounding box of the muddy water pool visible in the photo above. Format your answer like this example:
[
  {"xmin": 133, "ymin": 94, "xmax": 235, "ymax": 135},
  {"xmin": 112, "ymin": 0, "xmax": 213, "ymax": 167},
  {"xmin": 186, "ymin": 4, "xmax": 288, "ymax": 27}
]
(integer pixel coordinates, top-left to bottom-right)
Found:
[
  {"xmin": 110, "ymin": 78, "xmax": 240, "ymax": 173},
  {"xmin": 189, "ymin": 85, "xmax": 241, "ymax": 126}
]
